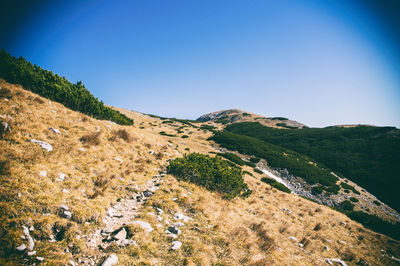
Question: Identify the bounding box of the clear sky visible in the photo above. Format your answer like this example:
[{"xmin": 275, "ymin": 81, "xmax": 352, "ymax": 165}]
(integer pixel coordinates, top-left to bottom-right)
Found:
[{"xmin": 1, "ymin": 0, "xmax": 400, "ymax": 127}]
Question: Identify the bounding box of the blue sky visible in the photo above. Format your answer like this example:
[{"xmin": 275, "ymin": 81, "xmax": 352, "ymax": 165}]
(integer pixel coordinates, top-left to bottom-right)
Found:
[{"xmin": 2, "ymin": 0, "xmax": 400, "ymax": 127}]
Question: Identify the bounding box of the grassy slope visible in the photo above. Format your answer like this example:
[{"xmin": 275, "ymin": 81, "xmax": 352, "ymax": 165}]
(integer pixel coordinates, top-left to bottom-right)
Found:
[
  {"xmin": 0, "ymin": 80, "xmax": 399, "ymax": 265},
  {"xmin": 223, "ymin": 122, "xmax": 400, "ymax": 212}
]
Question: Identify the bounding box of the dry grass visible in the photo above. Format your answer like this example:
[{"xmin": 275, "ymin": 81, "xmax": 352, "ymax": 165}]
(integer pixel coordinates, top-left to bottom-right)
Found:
[
  {"xmin": 110, "ymin": 129, "xmax": 133, "ymax": 143},
  {"xmin": 80, "ymin": 131, "xmax": 101, "ymax": 146},
  {"xmin": 0, "ymin": 79, "xmax": 399, "ymax": 265}
]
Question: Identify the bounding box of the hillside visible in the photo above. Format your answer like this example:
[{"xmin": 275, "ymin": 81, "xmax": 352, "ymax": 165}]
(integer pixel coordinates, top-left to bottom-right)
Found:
[
  {"xmin": 197, "ymin": 109, "xmax": 305, "ymax": 129},
  {"xmin": 218, "ymin": 122, "xmax": 400, "ymax": 213},
  {"xmin": 1, "ymin": 79, "xmax": 400, "ymax": 265}
]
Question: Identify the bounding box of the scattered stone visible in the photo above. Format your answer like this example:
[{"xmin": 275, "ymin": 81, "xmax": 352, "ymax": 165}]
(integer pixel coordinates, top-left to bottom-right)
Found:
[
  {"xmin": 56, "ymin": 173, "xmax": 66, "ymax": 182},
  {"xmin": 62, "ymin": 189, "xmax": 69, "ymax": 193},
  {"xmin": 36, "ymin": 257, "xmax": 44, "ymax": 262},
  {"xmin": 22, "ymin": 226, "xmax": 34, "ymax": 251},
  {"xmin": 27, "ymin": 250, "xmax": 36, "ymax": 256},
  {"xmin": 325, "ymin": 246, "xmax": 330, "ymax": 251},
  {"xmin": 1, "ymin": 121, "xmax": 10, "ymax": 132},
  {"xmin": 143, "ymin": 190, "xmax": 153, "ymax": 197},
  {"xmin": 167, "ymin": 225, "xmax": 181, "ymax": 235},
  {"xmin": 60, "ymin": 204, "xmax": 69, "ymax": 211},
  {"xmin": 171, "ymin": 241, "xmax": 182, "ymax": 250},
  {"xmin": 69, "ymin": 260, "xmax": 76, "ymax": 266},
  {"xmin": 298, "ymin": 243, "xmax": 304, "ymax": 248},
  {"xmin": 63, "ymin": 210, "xmax": 72, "ymax": 219},
  {"xmin": 113, "ymin": 228, "xmax": 127, "ymax": 241},
  {"xmin": 30, "ymin": 139, "xmax": 53, "ymax": 152},
  {"xmin": 101, "ymin": 254, "xmax": 118, "ymax": 266},
  {"xmin": 149, "ymin": 150, "xmax": 154, "ymax": 155},
  {"xmin": 114, "ymin": 157, "xmax": 123, "ymax": 163},
  {"xmin": 157, "ymin": 216, "xmax": 163, "ymax": 222},
  {"xmin": 166, "ymin": 233, "xmax": 178, "ymax": 239},
  {"xmin": 282, "ymin": 208, "xmax": 293, "ymax": 214},
  {"xmin": 326, "ymin": 258, "xmax": 348, "ymax": 266},
  {"xmin": 172, "ymin": 222, "xmax": 185, "ymax": 227},
  {"xmin": 289, "ymin": 236, "xmax": 297, "ymax": 242},
  {"xmin": 39, "ymin": 171, "xmax": 47, "ymax": 177},
  {"xmin": 49, "ymin": 127, "xmax": 61, "ymax": 134},
  {"xmin": 29, "ymin": 226, "xmax": 34, "ymax": 231},
  {"xmin": 78, "ymin": 147, "xmax": 86, "ymax": 152},
  {"xmin": 131, "ymin": 221, "xmax": 153, "ymax": 233},
  {"xmin": 16, "ymin": 244, "xmax": 26, "ymax": 251},
  {"xmin": 174, "ymin": 212, "xmax": 193, "ymax": 222}
]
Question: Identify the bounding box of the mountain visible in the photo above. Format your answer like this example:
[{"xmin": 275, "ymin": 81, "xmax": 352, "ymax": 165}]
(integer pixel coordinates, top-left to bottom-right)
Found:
[
  {"xmin": 1, "ymin": 55, "xmax": 400, "ymax": 265},
  {"xmin": 197, "ymin": 109, "xmax": 305, "ymax": 129}
]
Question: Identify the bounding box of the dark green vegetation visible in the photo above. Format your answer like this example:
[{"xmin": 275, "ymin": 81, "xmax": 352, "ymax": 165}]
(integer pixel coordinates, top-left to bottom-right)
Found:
[
  {"xmin": 270, "ymin": 117, "xmax": 288, "ymax": 120},
  {"xmin": 276, "ymin": 123, "xmax": 298, "ymax": 129},
  {"xmin": 340, "ymin": 182, "xmax": 360, "ymax": 195},
  {"xmin": 167, "ymin": 153, "xmax": 252, "ymax": 199},
  {"xmin": 221, "ymin": 122, "xmax": 400, "ymax": 212},
  {"xmin": 261, "ymin": 177, "xmax": 291, "ymax": 193},
  {"xmin": 159, "ymin": 131, "xmax": 176, "ymax": 137},
  {"xmin": 210, "ymin": 131, "xmax": 339, "ymax": 193},
  {"xmin": 200, "ymin": 124, "xmax": 217, "ymax": 132},
  {"xmin": 350, "ymin": 197, "xmax": 359, "ymax": 203},
  {"xmin": 217, "ymin": 152, "xmax": 255, "ymax": 167},
  {"xmin": 254, "ymin": 168, "xmax": 263, "ymax": 174},
  {"xmin": 0, "ymin": 50, "xmax": 133, "ymax": 125}
]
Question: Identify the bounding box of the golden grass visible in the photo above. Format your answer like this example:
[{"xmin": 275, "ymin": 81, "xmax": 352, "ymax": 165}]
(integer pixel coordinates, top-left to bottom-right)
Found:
[{"xmin": 0, "ymin": 79, "xmax": 399, "ymax": 265}]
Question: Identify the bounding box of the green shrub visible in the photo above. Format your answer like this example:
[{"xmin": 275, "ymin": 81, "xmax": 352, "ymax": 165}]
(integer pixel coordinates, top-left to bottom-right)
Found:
[
  {"xmin": 344, "ymin": 189, "xmax": 350, "ymax": 193},
  {"xmin": 181, "ymin": 135, "xmax": 189, "ymax": 138},
  {"xmin": 250, "ymin": 157, "xmax": 261, "ymax": 163},
  {"xmin": 270, "ymin": 117, "xmax": 289, "ymax": 120},
  {"xmin": 261, "ymin": 177, "xmax": 291, "ymax": 193},
  {"xmin": 217, "ymin": 152, "xmax": 246, "ymax": 166},
  {"xmin": 311, "ymin": 185, "xmax": 324, "ymax": 195},
  {"xmin": 373, "ymin": 200, "xmax": 381, "ymax": 206},
  {"xmin": 254, "ymin": 168, "xmax": 263, "ymax": 174},
  {"xmin": 0, "ymin": 50, "xmax": 133, "ymax": 125},
  {"xmin": 215, "ymin": 119, "xmax": 230, "ymax": 124},
  {"xmin": 243, "ymin": 113, "xmax": 250, "ymax": 116},
  {"xmin": 167, "ymin": 153, "xmax": 252, "ymax": 199},
  {"xmin": 200, "ymin": 124, "xmax": 216, "ymax": 132},
  {"xmin": 350, "ymin": 197, "xmax": 359, "ymax": 203},
  {"xmin": 339, "ymin": 200, "xmax": 355, "ymax": 211},
  {"xmin": 243, "ymin": 171, "xmax": 253, "ymax": 177},
  {"xmin": 340, "ymin": 182, "xmax": 360, "ymax": 195},
  {"xmin": 159, "ymin": 131, "xmax": 176, "ymax": 137}
]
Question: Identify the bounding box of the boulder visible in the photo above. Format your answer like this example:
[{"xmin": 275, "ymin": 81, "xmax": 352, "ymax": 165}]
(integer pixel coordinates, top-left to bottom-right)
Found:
[
  {"xmin": 56, "ymin": 173, "xmax": 66, "ymax": 181},
  {"xmin": 22, "ymin": 226, "xmax": 34, "ymax": 251},
  {"xmin": 29, "ymin": 139, "xmax": 53, "ymax": 152},
  {"xmin": 16, "ymin": 244, "xmax": 26, "ymax": 251},
  {"xmin": 171, "ymin": 241, "xmax": 182, "ymax": 250},
  {"xmin": 326, "ymin": 258, "xmax": 348, "ymax": 266},
  {"xmin": 173, "ymin": 212, "xmax": 193, "ymax": 222},
  {"xmin": 63, "ymin": 210, "xmax": 72, "ymax": 219},
  {"xmin": 1, "ymin": 121, "xmax": 10, "ymax": 132},
  {"xmin": 60, "ymin": 204, "xmax": 69, "ymax": 211},
  {"xmin": 39, "ymin": 171, "xmax": 47, "ymax": 177},
  {"xmin": 101, "ymin": 254, "xmax": 118, "ymax": 266},
  {"xmin": 167, "ymin": 226, "xmax": 181, "ymax": 235},
  {"xmin": 49, "ymin": 127, "xmax": 61, "ymax": 134},
  {"xmin": 113, "ymin": 228, "xmax": 127, "ymax": 241}
]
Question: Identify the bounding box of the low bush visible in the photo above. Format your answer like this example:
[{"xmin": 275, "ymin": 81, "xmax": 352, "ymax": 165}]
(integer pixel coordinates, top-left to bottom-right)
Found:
[
  {"xmin": 373, "ymin": 200, "xmax": 381, "ymax": 206},
  {"xmin": 261, "ymin": 177, "xmax": 291, "ymax": 193},
  {"xmin": 249, "ymin": 157, "xmax": 261, "ymax": 163},
  {"xmin": 350, "ymin": 197, "xmax": 359, "ymax": 203},
  {"xmin": 80, "ymin": 132, "xmax": 101, "ymax": 146},
  {"xmin": 311, "ymin": 185, "xmax": 324, "ymax": 195},
  {"xmin": 340, "ymin": 182, "xmax": 360, "ymax": 195},
  {"xmin": 217, "ymin": 152, "xmax": 246, "ymax": 166},
  {"xmin": 254, "ymin": 168, "xmax": 263, "ymax": 174},
  {"xmin": 339, "ymin": 200, "xmax": 355, "ymax": 211},
  {"xmin": 167, "ymin": 153, "xmax": 252, "ymax": 199},
  {"xmin": 111, "ymin": 129, "xmax": 133, "ymax": 143}
]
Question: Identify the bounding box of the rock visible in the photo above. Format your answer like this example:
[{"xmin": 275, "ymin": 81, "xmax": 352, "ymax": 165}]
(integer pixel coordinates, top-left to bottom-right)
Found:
[
  {"xmin": 167, "ymin": 226, "xmax": 181, "ymax": 235},
  {"xmin": 37, "ymin": 257, "xmax": 44, "ymax": 262},
  {"xmin": 171, "ymin": 241, "xmax": 182, "ymax": 250},
  {"xmin": 60, "ymin": 204, "xmax": 69, "ymax": 211},
  {"xmin": 69, "ymin": 260, "xmax": 76, "ymax": 266},
  {"xmin": 101, "ymin": 254, "xmax": 118, "ymax": 266},
  {"xmin": 56, "ymin": 173, "xmax": 66, "ymax": 181},
  {"xmin": 27, "ymin": 250, "xmax": 36, "ymax": 256},
  {"xmin": 39, "ymin": 171, "xmax": 47, "ymax": 177},
  {"xmin": 298, "ymin": 243, "xmax": 304, "ymax": 248},
  {"xmin": 78, "ymin": 147, "xmax": 86, "ymax": 152},
  {"xmin": 325, "ymin": 246, "xmax": 330, "ymax": 251},
  {"xmin": 166, "ymin": 233, "xmax": 178, "ymax": 239},
  {"xmin": 114, "ymin": 157, "xmax": 123, "ymax": 163},
  {"xmin": 326, "ymin": 258, "xmax": 348, "ymax": 266},
  {"xmin": 16, "ymin": 244, "xmax": 26, "ymax": 251},
  {"xmin": 30, "ymin": 139, "xmax": 53, "ymax": 152},
  {"xmin": 63, "ymin": 210, "xmax": 72, "ymax": 219},
  {"xmin": 130, "ymin": 221, "xmax": 153, "ymax": 233},
  {"xmin": 1, "ymin": 122, "xmax": 10, "ymax": 132},
  {"xmin": 29, "ymin": 226, "xmax": 34, "ymax": 231},
  {"xmin": 49, "ymin": 127, "xmax": 61, "ymax": 134},
  {"xmin": 113, "ymin": 228, "xmax": 127, "ymax": 241},
  {"xmin": 62, "ymin": 189, "xmax": 69, "ymax": 193},
  {"xmin": 22, "ymin": 226, "xmax": 34, "ymax": 251},
  {"xmin": 172, "ymin": 222, "xmax": 185, "ymax": 227},
  {"xmin": 143, "ymin": 190, "xmax": 153, "ymax": 197},
  {"xmin": 289, "ymin": 236, "xmax": 297, "ymax": 242},
  {"xmin": 174, "ymin": 212, "xmax": 193, "ymax": 222},
  {"xmin": 282, "ymin": 208, "xmax": 293, "ymax": 214},
  {"xmin": 149, "ymin": 150, "xmax": 155, "ymax": 155}
]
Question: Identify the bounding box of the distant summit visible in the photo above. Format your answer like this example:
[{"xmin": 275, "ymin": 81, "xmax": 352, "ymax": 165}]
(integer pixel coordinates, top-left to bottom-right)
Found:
[{"xmin": 197, "ymin": 109, "xmax": 305, "ymax": 129}]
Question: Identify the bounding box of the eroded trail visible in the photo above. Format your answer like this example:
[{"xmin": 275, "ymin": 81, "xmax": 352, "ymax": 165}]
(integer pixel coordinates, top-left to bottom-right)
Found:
[{"xmin": 83, "ymin": 170, "xmax": 166, "ymax": 264}]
